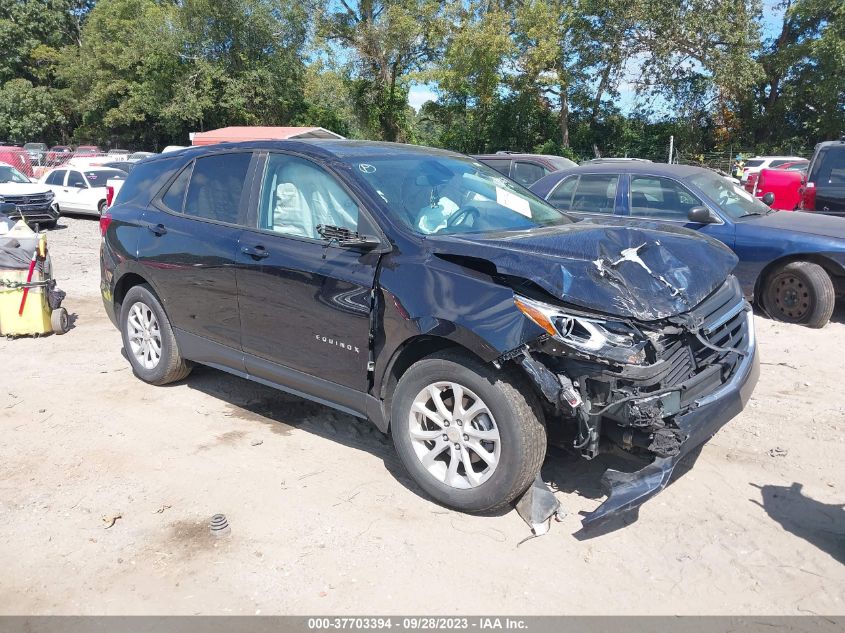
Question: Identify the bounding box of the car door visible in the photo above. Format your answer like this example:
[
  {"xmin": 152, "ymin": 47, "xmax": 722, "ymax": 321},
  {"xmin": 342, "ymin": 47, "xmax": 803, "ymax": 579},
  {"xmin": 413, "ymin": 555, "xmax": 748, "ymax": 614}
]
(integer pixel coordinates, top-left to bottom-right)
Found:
[
  {"xmin": 235, "ymin": 151, "xmax": 382, "ymax": 402},
  {"xmin": 64, "ymin": 170, "xmax": 92, "ymax": 213},
  {"xmin": 625, "ymin": 174, "xmax": 736, "ymax": 249},
  {"xmin": 136, "ymin": 150, "xmax": 256, "ymax": 363},
  {"xmin": 43, "ymin": 169, "xmax": 66, "ymax": 206}
]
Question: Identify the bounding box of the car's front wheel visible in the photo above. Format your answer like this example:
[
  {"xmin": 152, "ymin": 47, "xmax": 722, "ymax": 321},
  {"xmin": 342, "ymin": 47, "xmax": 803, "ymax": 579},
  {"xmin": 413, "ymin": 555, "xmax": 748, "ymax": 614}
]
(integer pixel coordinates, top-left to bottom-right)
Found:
[
  {"xmin": 391, "ymin": 350, "xmax": 546, "ymax": 513},
  {"xmin": 763, "ymin": 261, "xmax": 835, "ymax": 328},
  {"xmin": 120, "ymin": 284, "xmax": 192, "ymax": 385}
]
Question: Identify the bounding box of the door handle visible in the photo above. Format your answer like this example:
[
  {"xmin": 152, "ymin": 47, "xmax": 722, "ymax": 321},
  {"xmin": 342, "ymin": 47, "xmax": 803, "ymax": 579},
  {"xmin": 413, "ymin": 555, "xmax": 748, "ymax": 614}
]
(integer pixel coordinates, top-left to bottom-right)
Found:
[
  {"xmin": 241, "ymin": 245, "xmax": 269, "ymax": 259},
  {"xmin": 147, "ymin": 223, "xmax": 167, "ymax": 236}
]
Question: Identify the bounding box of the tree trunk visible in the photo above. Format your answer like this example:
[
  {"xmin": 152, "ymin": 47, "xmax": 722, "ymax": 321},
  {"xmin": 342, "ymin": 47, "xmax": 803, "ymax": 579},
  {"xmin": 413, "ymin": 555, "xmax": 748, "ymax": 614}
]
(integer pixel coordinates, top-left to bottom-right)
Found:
[{"xmin": 559, "ymin": 89, "xmax": 570, "ymax": 148}]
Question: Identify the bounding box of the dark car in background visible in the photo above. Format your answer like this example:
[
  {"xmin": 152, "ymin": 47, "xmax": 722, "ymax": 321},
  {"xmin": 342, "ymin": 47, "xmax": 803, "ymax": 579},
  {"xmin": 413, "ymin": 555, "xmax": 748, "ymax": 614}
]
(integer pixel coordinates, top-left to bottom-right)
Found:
[
  {"xmin": 101, "ymin": 141, "xmax": 758, "ymax": 527},
  {"xmin": 532, "ymin": 163, "xmax": 845, "ymax": 328},
  {"xmin": 801, "ymin": 138, "xmax": 845, "ymax": 216},
  {"xmin": 472, "ymin": 152, "xmax": 577, "ymax": 187}
]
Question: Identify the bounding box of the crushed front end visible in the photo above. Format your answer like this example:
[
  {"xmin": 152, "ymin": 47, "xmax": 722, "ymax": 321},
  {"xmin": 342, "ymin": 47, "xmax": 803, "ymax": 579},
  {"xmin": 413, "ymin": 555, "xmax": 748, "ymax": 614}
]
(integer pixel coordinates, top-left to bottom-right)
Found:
[{"xmin": 508, "ymin": 275, "xmax": 759, "ymax": 527}]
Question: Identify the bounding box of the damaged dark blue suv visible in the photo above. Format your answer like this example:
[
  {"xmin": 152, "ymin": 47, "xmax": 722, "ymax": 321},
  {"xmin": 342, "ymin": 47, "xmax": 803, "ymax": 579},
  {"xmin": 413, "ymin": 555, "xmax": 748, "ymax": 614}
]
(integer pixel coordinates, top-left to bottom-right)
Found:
[{"xmin": 100, "ymin": 141, "xmax": 759, "ymax": 527}]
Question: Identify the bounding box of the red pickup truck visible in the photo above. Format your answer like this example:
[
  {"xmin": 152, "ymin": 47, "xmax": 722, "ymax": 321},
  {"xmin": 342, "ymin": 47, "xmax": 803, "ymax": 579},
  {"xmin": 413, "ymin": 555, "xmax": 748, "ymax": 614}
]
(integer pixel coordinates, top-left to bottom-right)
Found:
[{"xmin": 752, "ymin": 161, "xmax": 808, "ymax": 211}]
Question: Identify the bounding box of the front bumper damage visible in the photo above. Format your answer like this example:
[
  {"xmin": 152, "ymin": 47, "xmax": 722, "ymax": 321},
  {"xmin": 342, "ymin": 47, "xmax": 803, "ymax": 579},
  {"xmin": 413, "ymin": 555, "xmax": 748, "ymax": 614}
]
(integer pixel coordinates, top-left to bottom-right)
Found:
[{"xmin": 510, "ymin": 279, "xmax": 759, "ymax": 532}]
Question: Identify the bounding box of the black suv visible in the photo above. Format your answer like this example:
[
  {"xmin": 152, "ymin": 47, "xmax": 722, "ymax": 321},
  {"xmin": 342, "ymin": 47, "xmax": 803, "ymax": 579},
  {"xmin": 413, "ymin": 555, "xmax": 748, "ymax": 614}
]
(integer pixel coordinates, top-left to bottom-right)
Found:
[
  {"xmin": 801, "ymin": 137, "xmax": 845, "ymax": 216},
  {"xmin": 101, "ymin": 141, "xmax": 759, "ymax": 527}
]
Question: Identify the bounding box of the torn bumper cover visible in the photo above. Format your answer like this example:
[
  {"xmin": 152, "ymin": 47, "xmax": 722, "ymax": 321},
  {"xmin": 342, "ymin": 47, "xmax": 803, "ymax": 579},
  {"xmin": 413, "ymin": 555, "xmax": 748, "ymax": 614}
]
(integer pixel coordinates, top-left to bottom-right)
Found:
[{"xmin": 582, "ymin": 310, "xmax": 760, "ymax": 527}]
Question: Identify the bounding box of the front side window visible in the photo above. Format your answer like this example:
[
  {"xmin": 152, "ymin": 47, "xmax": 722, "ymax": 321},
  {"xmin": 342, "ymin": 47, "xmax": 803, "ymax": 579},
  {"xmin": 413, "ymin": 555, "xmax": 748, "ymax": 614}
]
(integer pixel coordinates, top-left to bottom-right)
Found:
[
  {"xmin": 259, "ymin": 154, "xmax": 359, "ymax": 239},
  {"xmin": 512, "ymin": 161, "xmax": 547, "ymax": 186},
  {"xmin": 0, "ymin": 165, "xmax": 31, "ymax": 184},
  {"xmin": 347, "ymin": 154, "xmax": 571, "ymax": 236},
  {"xmin": 183, "ymin": 153, "xmax": 251, "ymax": 224},
  {"xmin": 67, "ymin": 171, "xmax": 86, "ymax": 188},
  {"xmin": 629, "ymin": 176, "xmax": 703, "ymax": 220},
  {"xmin": 571, "ymin": 174, "xmax": 618, "ymax": 213}
]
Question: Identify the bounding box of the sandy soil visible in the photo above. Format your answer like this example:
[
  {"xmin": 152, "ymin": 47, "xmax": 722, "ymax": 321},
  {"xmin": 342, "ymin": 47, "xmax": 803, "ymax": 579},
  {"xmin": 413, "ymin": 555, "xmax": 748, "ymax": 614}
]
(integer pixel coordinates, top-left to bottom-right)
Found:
[{"xmin": 0, "ymin": 216, "xmax": 842, "ymax": 615}]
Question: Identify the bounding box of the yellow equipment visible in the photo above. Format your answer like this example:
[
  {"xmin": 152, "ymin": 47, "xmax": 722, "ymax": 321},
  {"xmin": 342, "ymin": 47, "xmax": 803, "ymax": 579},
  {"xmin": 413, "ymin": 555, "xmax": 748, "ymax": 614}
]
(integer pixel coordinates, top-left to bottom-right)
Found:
[{"xmin": 0, "ymin": 220, "xmax": 68, "ymax": 337}]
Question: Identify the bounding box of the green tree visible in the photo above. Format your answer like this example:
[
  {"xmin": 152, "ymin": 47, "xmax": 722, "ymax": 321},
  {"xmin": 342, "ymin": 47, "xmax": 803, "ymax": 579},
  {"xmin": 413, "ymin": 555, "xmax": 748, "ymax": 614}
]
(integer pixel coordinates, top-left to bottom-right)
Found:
[
  {"xmin": 0, "ymin": 78, "xmax": 67, "ymax": 143},
  {"xmin": 318, "ymin": 0, "xmax": 447, "ymax": 141}
]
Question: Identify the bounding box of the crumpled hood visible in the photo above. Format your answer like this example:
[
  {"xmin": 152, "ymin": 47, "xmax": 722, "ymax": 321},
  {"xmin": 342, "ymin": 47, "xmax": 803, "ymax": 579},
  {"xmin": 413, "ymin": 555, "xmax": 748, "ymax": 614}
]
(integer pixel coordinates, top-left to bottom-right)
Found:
[{"xmin": 426, "ymin": 222, "xmax": 738, "ymax": 321}]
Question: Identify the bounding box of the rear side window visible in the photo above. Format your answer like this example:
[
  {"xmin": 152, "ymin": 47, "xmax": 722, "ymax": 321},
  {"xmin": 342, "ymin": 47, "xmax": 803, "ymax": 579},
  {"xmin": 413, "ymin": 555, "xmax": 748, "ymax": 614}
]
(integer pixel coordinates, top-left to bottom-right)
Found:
[
  {"xmin": 809, "ymin": 147, "xmax": 845, "ymax": 185},
  {"xmin": 45, "ymin": 170, "xmax": 64, "ymax": 185},
  {"xmin": 160, "ymin": 165, "xmax": 192, "ymax": 213},
  {"xmin": 479, "ymin": 159, "xmax": 511, "ymax": 177},
  {"xmin": 571, "ymin": 174, "xmax": 618, "ymax": 213},
  {"xmin": 547, "ymin": 176, "xmax": 578, "ymax": 209},
  {"xmin": 115, "ymin": 157, "xmax": 179, "ymax": 207},
  {"xmin": 183, "ymin": 153, "xmax": 252, "ymax": 224},
  {"xmin": 744, "ymin": 160, "xmax": 764, "ymax": 168},
  {"xmin": 512, "ymin": 161, "xmax": 548, "ymax": 186}
]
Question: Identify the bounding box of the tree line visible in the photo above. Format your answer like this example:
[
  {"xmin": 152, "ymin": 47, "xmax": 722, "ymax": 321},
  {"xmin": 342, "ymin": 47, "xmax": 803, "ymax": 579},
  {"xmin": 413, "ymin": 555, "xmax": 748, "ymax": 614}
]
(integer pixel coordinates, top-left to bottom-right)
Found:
[{"xmin": 0, "ymin": 0, "xmax": 841, "ymax": 161}]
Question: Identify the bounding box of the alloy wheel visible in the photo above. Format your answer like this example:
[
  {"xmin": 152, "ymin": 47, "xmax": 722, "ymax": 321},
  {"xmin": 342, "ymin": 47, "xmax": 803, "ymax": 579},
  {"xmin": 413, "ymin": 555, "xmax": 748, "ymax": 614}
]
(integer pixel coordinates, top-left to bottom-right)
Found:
[
  {"xmin": 408, "ymin": 381, "xmax": 501, "ymax": 489},
  {"xmin": 126, "ymin": 302, "xmax": 162, "ymax": 369}
]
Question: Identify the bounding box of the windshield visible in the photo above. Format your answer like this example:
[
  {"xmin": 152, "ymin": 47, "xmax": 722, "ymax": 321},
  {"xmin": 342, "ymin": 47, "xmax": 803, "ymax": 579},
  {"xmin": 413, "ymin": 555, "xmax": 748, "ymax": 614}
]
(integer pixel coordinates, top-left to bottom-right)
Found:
[
  {"xmin": 0, "ymin": 165, "xmax": 31, "ymax": 183},
  {"xmin": 687, "ymin": 172, "xmax": 772, "ymax": 218},
  {"xmin": 347, "ymin": 154, "xmax": 572, "ymax": 235}
]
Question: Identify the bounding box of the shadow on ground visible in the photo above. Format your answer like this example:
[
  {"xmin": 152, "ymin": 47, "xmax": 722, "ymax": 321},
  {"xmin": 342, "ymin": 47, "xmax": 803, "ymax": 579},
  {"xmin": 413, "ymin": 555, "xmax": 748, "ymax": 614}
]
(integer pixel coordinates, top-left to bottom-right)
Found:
[{"xmin": 751, "ymin": 481, "xmax": 845, "ymax": 564}]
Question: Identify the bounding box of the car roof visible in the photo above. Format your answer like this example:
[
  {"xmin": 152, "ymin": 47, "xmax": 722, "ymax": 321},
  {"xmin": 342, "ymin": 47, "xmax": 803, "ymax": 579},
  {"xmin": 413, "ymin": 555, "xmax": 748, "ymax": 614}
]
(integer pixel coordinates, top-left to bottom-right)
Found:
[
  {"xmin": 546, "ymin": 163, "xmax": 712, "ymax": 178},
  {"xmin": 154, "ymin": 140, "xmax": 466, "ymax": 163}
]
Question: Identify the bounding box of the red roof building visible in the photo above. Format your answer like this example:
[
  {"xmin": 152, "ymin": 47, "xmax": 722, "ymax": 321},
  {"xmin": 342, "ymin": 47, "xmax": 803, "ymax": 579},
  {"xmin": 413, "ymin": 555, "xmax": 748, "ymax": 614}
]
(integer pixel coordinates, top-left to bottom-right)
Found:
[{"xmin": 190, "ymin": 126, "xmax": 344, "ymax": 146}]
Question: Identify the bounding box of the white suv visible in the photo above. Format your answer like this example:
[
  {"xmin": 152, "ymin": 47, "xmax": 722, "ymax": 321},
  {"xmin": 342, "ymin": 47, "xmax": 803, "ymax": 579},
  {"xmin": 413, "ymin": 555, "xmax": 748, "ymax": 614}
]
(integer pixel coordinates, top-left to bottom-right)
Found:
[
  {"xmin": 0, "ymin": 161, "xmax": 59, "ymax": 227},
  {"xmin": 40, "ymin": 167, "xmax": 127, "ymax": 216},
  {"xmin": 741, "ymin": 156, "xmax": 805, "ymax": 183}
]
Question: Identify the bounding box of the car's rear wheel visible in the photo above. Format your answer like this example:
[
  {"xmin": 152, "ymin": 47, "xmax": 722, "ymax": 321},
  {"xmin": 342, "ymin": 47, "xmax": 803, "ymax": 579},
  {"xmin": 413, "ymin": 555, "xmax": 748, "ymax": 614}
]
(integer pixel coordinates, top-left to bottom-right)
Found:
[
  {"xmin": 390, "ymin": 350, "xmax": 546, "ymax": 513},
  {"xmin": 763, "ymin": 261, "xmax": 835, "ymax": 328},
  {"xmin": 120, "ymin": 284, "xmax": 191, "ymax": 385},
  {"xmin": 97, "ymin": 200, "xmax": 107, "ymax": 214}
]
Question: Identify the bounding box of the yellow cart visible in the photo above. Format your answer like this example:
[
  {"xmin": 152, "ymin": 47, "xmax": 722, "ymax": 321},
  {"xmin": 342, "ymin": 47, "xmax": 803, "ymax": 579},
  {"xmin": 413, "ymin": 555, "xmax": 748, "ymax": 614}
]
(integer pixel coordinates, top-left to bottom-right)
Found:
[{"xmin": 0, "ymin": 221, "xmax": 68, "ymax": 337}]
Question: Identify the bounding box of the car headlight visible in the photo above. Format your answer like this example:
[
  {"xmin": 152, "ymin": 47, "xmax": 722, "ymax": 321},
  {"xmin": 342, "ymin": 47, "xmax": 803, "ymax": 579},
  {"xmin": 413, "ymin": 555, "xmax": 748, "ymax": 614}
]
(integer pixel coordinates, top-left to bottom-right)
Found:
[
  {"xmin": 514, "ymin": 295, "xmax": 647, "ymax": 365},
  {"xmin": 45, "ymin": 190, "xmax": 54, "ymax": 201}
]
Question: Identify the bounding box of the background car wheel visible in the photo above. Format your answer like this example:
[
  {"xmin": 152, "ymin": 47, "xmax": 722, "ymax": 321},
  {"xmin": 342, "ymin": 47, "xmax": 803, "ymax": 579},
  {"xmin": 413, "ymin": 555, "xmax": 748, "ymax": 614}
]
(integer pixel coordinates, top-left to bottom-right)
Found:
[
  {"xmin": 390, "ymin": 349, "xmax": 546, "ymax": 513},
  {"xmin": 764, "ymin": 261, "xmax": 835, "ymax": 328},
  {"xmin": 98, "ymin": 200, "xmax": 107, "ymax": 214},
  {"xmin": 120, "ymin": 284, "xmax": 191, "ymax": 385}
]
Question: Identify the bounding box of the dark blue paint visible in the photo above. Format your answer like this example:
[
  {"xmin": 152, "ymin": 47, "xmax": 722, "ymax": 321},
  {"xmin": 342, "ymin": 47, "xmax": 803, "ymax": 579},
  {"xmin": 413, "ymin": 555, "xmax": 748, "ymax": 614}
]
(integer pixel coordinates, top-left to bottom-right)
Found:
[{"xmin": 532, "ymin": 164, "xmax": 845, "ymax": 300}]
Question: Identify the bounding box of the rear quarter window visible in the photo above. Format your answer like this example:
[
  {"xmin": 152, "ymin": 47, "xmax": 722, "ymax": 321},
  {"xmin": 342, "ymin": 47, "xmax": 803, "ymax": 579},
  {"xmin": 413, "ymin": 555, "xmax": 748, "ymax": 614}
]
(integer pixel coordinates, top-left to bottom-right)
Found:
[
  {"xmin": 113, "ymin": 157, "xmax": 181, "ymax": 207},
  {"xmin": 809, "ymin": 146, "xmax": 845, "ymax": 185}
]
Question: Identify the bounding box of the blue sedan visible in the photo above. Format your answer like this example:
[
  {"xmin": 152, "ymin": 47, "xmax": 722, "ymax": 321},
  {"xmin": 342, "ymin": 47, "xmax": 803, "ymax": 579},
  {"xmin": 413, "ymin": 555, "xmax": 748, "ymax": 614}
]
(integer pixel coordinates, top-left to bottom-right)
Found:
[{"xmin": 531, "ymin": 163, "xmax": 845, "ymax": 327}]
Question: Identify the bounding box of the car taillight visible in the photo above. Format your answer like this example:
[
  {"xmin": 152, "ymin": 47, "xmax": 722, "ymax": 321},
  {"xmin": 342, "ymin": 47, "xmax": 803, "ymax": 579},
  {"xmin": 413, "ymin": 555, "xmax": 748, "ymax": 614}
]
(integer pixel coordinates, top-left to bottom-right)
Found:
[
  {"xmin": 800, "ymin": 181, "xmax": 816, "ymax": 211},
  {"xmin": 106, "ymin": 185, "xmax": 114, "ymax": 208},
  {"xmin": 99, "ymin": 212, "xmax": 112, "ymax": 236},
  {"xmin": 754, "ymin": 173, "xmax": 764, "ymax": 197}
]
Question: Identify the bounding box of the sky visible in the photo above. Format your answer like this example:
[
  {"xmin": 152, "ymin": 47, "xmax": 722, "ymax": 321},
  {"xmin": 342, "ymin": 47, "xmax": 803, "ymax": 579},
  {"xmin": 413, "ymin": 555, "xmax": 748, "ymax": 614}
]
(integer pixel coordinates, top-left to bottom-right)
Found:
[{"xmin": 407, "ymin": 1, "xmax": 787, "ymax": 114}]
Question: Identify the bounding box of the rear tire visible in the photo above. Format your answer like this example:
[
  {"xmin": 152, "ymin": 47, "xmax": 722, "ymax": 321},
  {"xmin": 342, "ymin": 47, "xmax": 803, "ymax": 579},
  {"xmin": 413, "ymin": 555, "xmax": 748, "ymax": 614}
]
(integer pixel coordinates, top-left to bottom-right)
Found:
[
  {"xmin": 390, "ymin": 350, "xmax": 546, "ymax": 513},
  {"xmin": 763, "ymin": 261, "xmax": 835, "ymax": 328},
  {"xmin": 120, "ymin": 284, "xmax": 191, "ymax": 385},
  {"xmin": 97, "ymin": 200, "xmax": 107, "ymax": 214}
]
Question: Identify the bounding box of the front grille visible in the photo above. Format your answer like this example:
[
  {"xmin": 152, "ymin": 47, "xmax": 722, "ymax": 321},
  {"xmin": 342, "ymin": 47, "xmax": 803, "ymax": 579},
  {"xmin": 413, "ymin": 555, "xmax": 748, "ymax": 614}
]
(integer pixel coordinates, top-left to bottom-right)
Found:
[
  {"xmin": 692, "ymin": 278, "xmax": 751, "ymax": 376},
  {"xmin": 3, "ymin": 193, "xmax": 52, "ymax": 207}
]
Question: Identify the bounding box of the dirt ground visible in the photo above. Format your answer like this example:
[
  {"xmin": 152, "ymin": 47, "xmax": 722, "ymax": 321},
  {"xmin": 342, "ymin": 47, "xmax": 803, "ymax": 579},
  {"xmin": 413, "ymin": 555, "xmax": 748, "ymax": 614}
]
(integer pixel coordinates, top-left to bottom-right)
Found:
[{"xmin": 0, "ymin": 216, "xmax": 843, "ymax": 615}]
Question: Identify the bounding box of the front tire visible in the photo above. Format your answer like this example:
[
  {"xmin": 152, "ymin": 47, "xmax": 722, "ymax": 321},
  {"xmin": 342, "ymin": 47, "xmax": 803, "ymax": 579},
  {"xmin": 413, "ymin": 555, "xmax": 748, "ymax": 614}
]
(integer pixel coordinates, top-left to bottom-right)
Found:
[
  {"xmin": 763, "ymin": 261, "xmax": 835, "ymax": 328},
  {"xmin": 120, "ymin": 284, "xmax": 191, "ymax": 385},
  {"xmin": 391, "ymin": 350, "xmax": 546, "ymax": 513}
]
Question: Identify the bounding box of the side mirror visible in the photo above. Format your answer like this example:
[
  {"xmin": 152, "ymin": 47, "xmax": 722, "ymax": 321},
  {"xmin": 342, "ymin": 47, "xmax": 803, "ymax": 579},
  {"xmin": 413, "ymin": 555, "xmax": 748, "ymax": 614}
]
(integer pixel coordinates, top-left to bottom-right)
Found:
[
  {"xmin": 762, "ymin": 192, "xmax": 775, "ymax": 206},
  {"xmin": 687, "ymin": 206, "xmax": 715, "ymax": 224},
  {"xmin": 316, "ymin": 224, "xmax": 380, "ymax": 250}
]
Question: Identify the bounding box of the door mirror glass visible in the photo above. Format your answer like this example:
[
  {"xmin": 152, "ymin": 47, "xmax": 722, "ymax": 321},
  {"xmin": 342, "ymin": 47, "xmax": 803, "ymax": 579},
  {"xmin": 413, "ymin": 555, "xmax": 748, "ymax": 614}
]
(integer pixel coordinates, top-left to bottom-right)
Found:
[
  {"xmin": 687, "ymin": 206, "xmax": 715, "ymax": 223},
  {"xmin": 762, "ymin": 192, "xmax": 775, "ymax": 206}
]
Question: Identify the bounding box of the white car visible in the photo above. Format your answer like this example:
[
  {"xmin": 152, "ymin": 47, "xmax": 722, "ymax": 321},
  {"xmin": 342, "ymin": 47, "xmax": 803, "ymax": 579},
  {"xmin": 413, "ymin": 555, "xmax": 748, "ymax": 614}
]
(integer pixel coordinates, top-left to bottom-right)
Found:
[
  {"xmin": 40, "ymin": 167, "xmax": 127, "ymax": 216},
  {"xmin": 0, "ymin": 161, "xmax": 60, "ymax": 226},
  {"xmin": 740, "ymin": 156, "xmax": 805, "ymax": 183}
]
